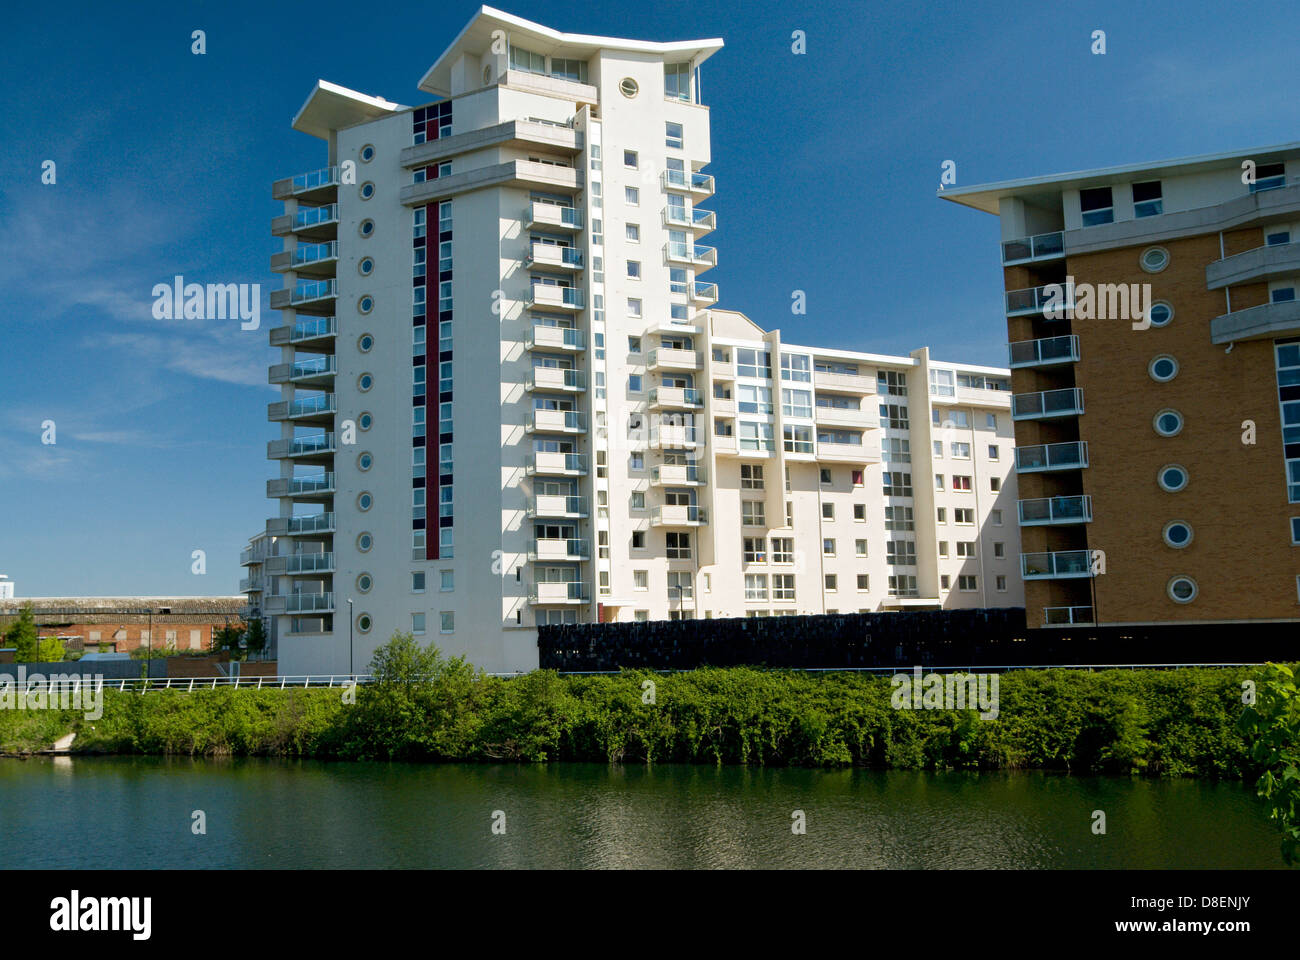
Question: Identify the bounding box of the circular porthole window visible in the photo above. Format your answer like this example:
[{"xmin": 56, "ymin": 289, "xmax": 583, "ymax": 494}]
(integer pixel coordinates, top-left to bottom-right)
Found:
[
  {"xmin": 360, "ymin": 181, "xmax": 376, "ymax": 200},
  {"xmin": 1168, "ymin": 575, "xmax": 1198, "ymax": 604},
  {"xmin": 1153, "ymin": 409, "xmax": 1184, "ymax": 437},
  {"xmin": 1163, "ymin": 520, "xmax": 1194, "ymax": 548},
  {"xmin": 356, "ymin": 573, "xmax": 373, "ymax": 594},
  {"xmin": 357, "ymin": 452, "xmax": 373, "ymax": 471},
  {"xmin": 357, "ymin": 532, "xmax": 373, "ymax": 553},
  {"xmin": 358, "ymin": 333, "xmax": 374, "ymax": 353},
  {"xmin": 1149, "ymin": 355, "xmax": 1179, "ymax": 382},
  {"xmin": 359, "ymin": 219, "xmax": 375, "ymax": 238},
  {"xmin": 619, "ymin": 77, "xmax": 639, "ymax": 98},
  {"xmin": 358, "ymin": 412, "xmax": 373, "ymax": 431},
  {"xmin": 358, "ymin": 257, "xmax": 374, "ymax": 276},
  {"xmin": 357, "ymin": 492, "xmax": 373, "ymax": 512},
  {"xmin": 483, "ymin": 64, "xmax": 493, "ymax": 85},
  {"xmin": 358, "ymin": 295, "xmax": 374, "ymax": 314},
  {"xmin": 1140, "ymin": 246, "xmax": 1170, "ymax": 273},
  {"xmin": 360, "ymin": 144, "xmax": 375, "ymax": 163},
  {"xmin": 356, "ymin": 613, "xmax": 373, "ymax": 633},
  {"xmin": 1157, "ymin": 464, "xmax": 1188, "ymax": 493},
  {"xmin": 1147, "ymin": 301, "xmax": 1174, "ymax": 327},
  {"xmin": 358, "ymin": 373, "xmax": 374, "ymax": 392}
]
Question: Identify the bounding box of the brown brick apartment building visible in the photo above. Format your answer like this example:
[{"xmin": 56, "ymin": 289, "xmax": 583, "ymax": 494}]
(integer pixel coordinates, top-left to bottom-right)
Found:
[
  {"xmin": 0, "ymin": 597, "xmax": 245, "ymax": 653},
  {"xmin": 943, "ymin": 143, "xmax": 1300, "ymax": 629}
]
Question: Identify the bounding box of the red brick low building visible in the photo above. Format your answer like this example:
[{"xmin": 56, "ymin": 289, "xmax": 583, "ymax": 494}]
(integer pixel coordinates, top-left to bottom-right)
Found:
[{"xmin": 0, "ymin": 597, "xmax": 245, "ymax": 653}]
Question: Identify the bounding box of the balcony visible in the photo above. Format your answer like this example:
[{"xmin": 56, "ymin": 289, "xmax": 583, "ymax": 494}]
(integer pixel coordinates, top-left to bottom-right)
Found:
[
  {"xmin": 272, "ymin": 166, "xmax": 340, "ymax": 202},
  {"xmin": 1015, "ymin": 441, "xmax": 1088, "ymax": 473},
  {"xmin": 651, "ymin": 464, "xmax": 706, "ymax": 486},
  {"xmin": 270, "ymin": 316, "xmax": 336, "ymax": 348},
  {"xmin": 269, "ymin": 355, "xmax": 336, "ymax": 387},
  {"xmin": 649, "ymin": 386, "xmax": 703, "ymax": 410},
  {"xmin": 711, "ymin": 395, "xmax": 735, "ymax": 416},
  {"xmin": 527, "ymin": 284, "xmax": 584, "ymax": 311},
  {"xmin": 272, "ymin": 203, "xmax": 339, "ymax": 240},
  {"xmin": 813, "ymin": 404, "xmax": 871, "ymax": 428},
  {"xmin": 529, "ymin": 538, "xmax": 590, "ymax": 561},
  {"xmin": 525, "ymin": 325, "xmax": 585, "ymax": 352},
  {"xmin": 527, "ymin": 242, "xmax": 584, "ymax": 271},
  {"xmin": 1018, "ymin": 495, "xmax": 1093, "ymax": 526},
  {"xmin": 661, "ymin": 169, "xmax": 715, "ymax": 197},
  {"xmin": 267, "ymin": 433, "xmax": 336, "ymax": 461},
  {"xmin": 651, "ymin": 424, "xmax": 704, "ymax": 449},
  {"xmin": 1021, "ymin": 550, "xmax": 1094, "ymax": 580},
  {"xmin": 268, "ymin": 394, "xmax": 336, "ymax": 423},
  {"xmin": 526, "ymin": 409, "xmax": 587, "ymax": 434},
  {"xmin": 529, "ymin": 581, "xmax": 589, "ymax": 604},
  {"xmin": 1001, "ymin": 231, "xmax": 1065, "ymax": 265},
  {"xmin": 690, "ymin": 281, "xmax": 718, "ymax": 305},
  {"xmin": 269, "ymin": 279, "xmax": 337, "ymax": 314},
  {"xmin": 1210, "ymin": 297, "xmax": 1300, "ymax": 345},
  {"xmin": 271, "ymin": 241, "xmax": 338, "ymax": 276},
  {"xmin": 266, "ymin": 513, "xmax": 336, "ymax": 537},
  {"xmin": 816, "ymin": 440, "xmax": 877, "ymax": 464},
  {"xmin": 711, "ymin": 360, "xmax": 735, "ymax": 380},
  {"xmin": 267, "ymin": 473, "xmax": 335, "ymax": 499},
  {"xmin": 238, "ymin": 576, "xmax": 264, "ymax": 594},
  {"xmin": 663, "ymin": 241, "xmax": 717, "ymax": 271},
  {"xmin": 1043, "ymin": 605, "xmax": 1095, "ymax": 626},
  {"xmin": 712, "ymin": 433, "xmax": 739, "ymax": 455},
  {"xmin": 528, "ymin": 494, "xmax": 588, "ymax": 518},
  {"xmin": 1008, "ymin": 335, "xmax": 1080, "ymax": 369},
  {"xmin": 1207, "ymin": 239, "xmax": 1300, "ymax": 289},
  {"xmin": 526, "ymin": 452, "xmax": 587, "ymax": 476},
  {"xmin": 401, "ymin": 159, "xmax": 583, "ymax": 206},
  {"xmin": 1005, "ymin": 282, "xmax": 1074, "ymax": 318},
  {"xmin": 265, "ymin": 552, "xmax": 336, "ymax": 575},
  {"xmin": 647, "ymin": 347, "xmax": 702, "ymax": 371},
  {"xmin": 813, "ymin": 370, "xmax": 876, "ymax": 394},
  {"xmin": 1012, "ymin": 388, "xmax": 1084, "ymax": 421},
  {"xmin": 527, "ymin": 201, "xmax": 583, "ymax": 231},
  {"xmin": 526, "ymin": 367, "xmax": 586, "ymax": 393},
  {"xmin": 269, "ymin": 593, "xmax": 335, "ymax": 615},
  {"xmin": 662, "ymin": 206, "xmax": 717, "ymax": 234},
  {"xmin": 651, "ymin": 504, "xmax": 708, "ymax": 526}
]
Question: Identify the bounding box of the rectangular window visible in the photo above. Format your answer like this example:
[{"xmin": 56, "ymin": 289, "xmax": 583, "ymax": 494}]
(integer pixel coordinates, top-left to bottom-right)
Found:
[
  {"xmin": 627, "ymin": 260, "xmax": 641, "ymax": 279},
  {"xmin": 822, "ymin": 502, "xmax": 835, "ymax": 521},
  {"xmin": 627, "ymin": 298, "xmax": 642, "ymax": 317},
  {"xmin": 879, "ymin": 404, "xmax": 909, "ymax": 429},
  {"xmin": 783, "ymin": 423, "xmax": 813, "ymax": 453},
  {"xmin": 937, "ymin": 507, "xmax": 946, "ymax": 523},
  {"xmin": 736, "ymin": 348, "xmax": 772, "ymax": 379},
  {"xmin": 631, "ymin": 530, "xmax": 646, "ymax": 549},
  {"xmin": 853, "ymin": 503, "xmax": 866, "ymax": 522},
  {"xmin": 626, "ymin": 223, "xmax": 640, "ymax": 242},
  {"xmin": 780, "ymin": 353, "xmax": 812, "ymax": 382},
  {"xmin": 996, "ymin": 575, "xmax": 1007, "ymax": 592},
  {"xmin": 825, "ymin": 574, "xmax": 838, "ymax": 592},
  {"xmin": 665, "ymin": 121, "xmax": 684, "ymax": 149},
  {"xmin": 625, "ymin": 186, "xmax": 639, "ymax": 205},
  {"xmin": 665, "ymin": 62, "xmax": 691, "ymax": 100},
  {"xmin": 440, "ymin": 611, "xmax": 455, "ymax": 633},
  {"xmin": 877, "ymin": 370, "xmax": 908, "ymax": 396},
  {"xmin": 988, "ymin": 445, "xmax": 1000, "ymax": 460},
  {"xmin": 742, "ymin": 500, "xmax": 766, "ymax": 526},
  {"xmin": 882, "ymin": 472, "xmax": 912, "ymax": 497},
  {"xmin": 940, "ymin": 575, "xmax": 950, "ymax": 590},
  {"xmin": 634, "ymin": 570, "xmax": 648, "ymax": 590},
  {"xmin": 509, "ymin": 45, "xmax": 546, "ymax": 73},
  {"xmin": 952, "ymin": 475, "xmax": 972, "ymax": 491},
  {"xmin": 990, "ymin": 477, "xmax": 1001, "ymax": 492},
  {"xmin": 823, "ymin": 538, "xmax": 836, "ymax": 557},
  {"xmin": 745, "ymin": 574, "xmax": 768, "ymax": 601},
  {"xmin": 886, "ymin": 540, "xmax": 916, "ymax": 566},
  {"xmin": 951, "ymin": 442, "xmax": 971, "ymax": 459},
  {"xmin": 956, "ymin": 541, "xmax": 977, "ymax": 558},
  {"xmin": 666, "ymin": 531, "xmax": 691, "ymax": 560},
  {"xmin": 412, "ymin": 613, "xmax": 426, "ymax": 635},
  {"xmin": 771, "ymin": 538, "xmax": 793, "ymax": 563},
  {"xmin": 929, "ymin": 369, "xmax": 955, "ymax": 397},
  {"xmin": 743, "ymin": 537, "xmax": 767, "ymax": 563},
  {"xmin": 994, "ymin": 541, "xmax": 1006, "ymax": 558},
  {"xmin": 954, "ymin": 508, "xmax": 975, "ymax": 524},
  {"xmin": 938, "ymin": 541, "xmax": 949, "ymax": 558},
  {"xmin": 772, "ymin": 574, "xmax": 795, "ymax": 601},
  {"xmin": 856, "ymin": 574, "xmax": 870, "ymax": 591},
  {"xmin": 412, "ymin": 571, "xmax": 426, "ymax": 592},
  {"xmin": 624, "ymin": 150, "xmax": 638, "ymax": 168},
  {"xmin": 884, "ymin": 506, "xmax": 914, "ymax": 530},
  {"xmin": 1080, "ymin": 186, "xmax": 1114, "ymax": 226},
  {"xmin": 740, "ymin": 464, "xmax": 764, "ymax": 489},
  {"xmin": 781, "ymin": 388, "xmax": 813, "ymax": 418},
  {"xmin": 855, "ymin": 539, "xmax": 868, "ymax": 557},
  {"xmin": 1132, "ymin": 180, "xmax": 1163, "ymax": 218},
  {"xmin": 958, "ymin": 575, "xmax": 978, "ymax": 591}
]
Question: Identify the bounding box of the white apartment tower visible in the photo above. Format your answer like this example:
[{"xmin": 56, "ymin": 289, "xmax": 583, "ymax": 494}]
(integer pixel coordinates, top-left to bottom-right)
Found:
[{"xmin": 242, "ymin": 6, "xmax": 1023, "ymax": 675}]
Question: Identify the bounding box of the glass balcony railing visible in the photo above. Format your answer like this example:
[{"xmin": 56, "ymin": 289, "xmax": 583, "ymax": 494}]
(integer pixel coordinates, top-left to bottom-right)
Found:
[
  {"xmin": 1021, "ymin": 550, "xmax": 1094, "ymax": 579},
  {"xmin": 692, "ymin": 281, "xmax": 718, "ymax": 301},
  {"xmin": 651, "ymin": 464, "xmax": 706, "ymax": 484},
  {"xmin": 665, "ymin": 241, "xmax": 716, "ymax": 264},
  {"xmin": 530, "ymin": 581, "xmax": 589, "ymax": 602},
  {"xmin": 293, "ymin": 241, "xmax": 337, "ymax": 266},
  {"xmin": 1007, "ymin": 335, "xmax": 1080, "ymax": 368},
  {"xmin": 289, "ymin": 394, "xmax": 336, "ymax": 417},
  {"xmin": 652, "ymin": 504, "xmax": 708, "ymax": 525},
  {"xmin": 291, "ymin": 433, "xmax": 335, "ymax": 455},
  {"xmin": 1001, "ymin": 231, "xmax": 1065, "ymax": 264},
  {"xmin": 1044, "ymin": 605, "xmax": 1095, "ymax": 625},
  {"xmin": 527, "ymin": 367, "xmax": 586, "ymax": 390},
  {"xmin": 531, "ymin": 494, "xmax": 588, "ymax": 515},
  {"xmin": 528, "ymin": 410, "xmax": 587, "ymax": 431},
  {"xmin": 1015, "ymin": 441, "xmax": 1088, "ymax": 472},
  {"xmin": 290, "ymin": 316, "xmax": 335, "ymax": 341},
  {"xmin": 1011, "ymin": 388, "xmax": 1084, "ymax": 420},
  {"xmin": 527, "ymin": 325, "xmax": 585, "ymax": 350},
  {"xmin": 290, "ymin": 167, "xmax": 339, "ymax": 193},
  {"xmin": 528, "ymin": 284, "xmax": 585, "ymax": 308},
  {"xmin": 287, "ymin": 513, "xmax": 335, "ymax": 533},
  {"xmin": 289, "ymin": 473, "xmax": 334, "ymax": 494},
  {"xmin": 285, "ymin": 553, "xmax": 334, "ymax": 573},
  {"xmin": 1018, "ymin": 495, "xmax": 1093, "ymax": 525},
  {"xmin": 529, "ymin": 201, "xmax": 583, "ymax": 228},
  {"xmin": 294, "ymin": 204, "xmax": 339, "ymax": 229},
  {"xmin": 292, "ymin": 279, "xmax": 337, "ymax": 303},
  {"xmin": 1006, "ymin": 283, "xmax": 1074, "ymax": 317},
  {"xmin": 527, "ymin": 452, "xmax": 587, "ymax": 474},
  {"xmin": 291, "ymin": 356, "xmax": 335, "ymax": 378},
  {"xmin": 662, "ymin": 169, "xmax": 715, "ymax": 193},
  {"xmin": 649, "ymin": 386, "xmax": 703, "ymax": 406},
  {"xmin": 532, "ymin": 538, "xmax": 590, "ymax": 558},
  {"xmin": 284, "ymin": 592, "xmax": 334, "ymax": 613}
]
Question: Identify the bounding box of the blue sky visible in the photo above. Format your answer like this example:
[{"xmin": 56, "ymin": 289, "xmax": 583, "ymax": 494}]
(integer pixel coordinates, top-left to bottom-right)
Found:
[{"xmin": 2, "ymin": 0, "xmax": 1296, "ymax": 597}]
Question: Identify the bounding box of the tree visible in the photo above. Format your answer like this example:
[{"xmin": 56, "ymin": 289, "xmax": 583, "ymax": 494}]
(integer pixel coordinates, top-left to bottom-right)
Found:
[
  {"xmin": 212, "ymin": 622, "xmax": 244, "ymax": 659},
  {"xmin": 243, "ymin": 618, "xmax": 267, "ymax": 658},
  {"xmin": 4, "ymin": 605, "xmax": 38, "ymax": 662},
  {"xmin": 1239, "ymin": 663, "xmax": 1300, "ymax": 865},
  {"xmin": 37, "ymin": 637, "xmax": 64, "ymax": 662}
]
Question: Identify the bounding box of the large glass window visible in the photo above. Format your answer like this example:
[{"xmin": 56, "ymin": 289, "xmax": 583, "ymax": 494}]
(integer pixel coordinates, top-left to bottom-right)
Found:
[
  {"xmin": 665, "ymin": 62, "xmax": 691, "ymax": 100},
  {"xmin": 780, "ymin": 353, "xmax": 811, "ymax": 382}
]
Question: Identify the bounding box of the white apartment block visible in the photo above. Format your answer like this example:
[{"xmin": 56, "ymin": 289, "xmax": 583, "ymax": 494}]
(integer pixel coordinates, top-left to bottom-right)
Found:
[{"xmin": 241, "ymin": 6, "xmax": 1023, "ymax": 675}]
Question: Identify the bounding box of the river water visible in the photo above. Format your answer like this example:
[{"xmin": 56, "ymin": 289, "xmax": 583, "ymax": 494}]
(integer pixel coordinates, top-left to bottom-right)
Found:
[{"xmin": 1, "ymin": 757, "xmax": 1283, "ymax": 869}]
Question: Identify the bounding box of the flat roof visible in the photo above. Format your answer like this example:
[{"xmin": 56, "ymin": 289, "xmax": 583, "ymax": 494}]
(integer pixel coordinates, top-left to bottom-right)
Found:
[
  {"xmin": 292, "ymin": 79, "xmax": 406, "ymax": 140},
  {"xmin": 939, "ymin": 140, "xmax": 1300, "ymax": 215},
  {"xmin": 419, "ymin": 5, "xmax": 723, "ymax": 96}
]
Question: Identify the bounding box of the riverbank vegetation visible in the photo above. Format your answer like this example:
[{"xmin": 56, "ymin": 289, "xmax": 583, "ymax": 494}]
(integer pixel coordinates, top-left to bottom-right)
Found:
[{"xmin": 2, "ymin": 635, "xmax": 1288, "ymax": 781}]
